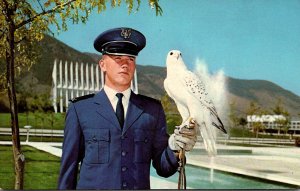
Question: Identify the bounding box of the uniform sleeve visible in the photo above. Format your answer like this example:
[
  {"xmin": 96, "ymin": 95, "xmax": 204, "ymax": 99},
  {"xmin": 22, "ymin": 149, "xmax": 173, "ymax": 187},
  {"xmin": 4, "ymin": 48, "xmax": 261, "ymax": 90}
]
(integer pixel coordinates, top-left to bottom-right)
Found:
[
  {"xmin": 151, "ymin": 103, "xmax": 179, "ymax": 177},
  {"xmin": 57, "ymin": 103, "xmax": 84, "ymax": 189}
]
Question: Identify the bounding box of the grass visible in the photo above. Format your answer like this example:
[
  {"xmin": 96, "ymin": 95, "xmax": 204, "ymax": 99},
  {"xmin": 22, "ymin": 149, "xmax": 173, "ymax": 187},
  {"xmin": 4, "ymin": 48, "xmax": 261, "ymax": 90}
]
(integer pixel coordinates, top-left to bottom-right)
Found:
[
  {"xmin": 0, "ymin": 112, "xmax": 65, "ymax": 130},
  {"xmin": 0, "ymin": 145, "xmax": 60, "ymax": 189},
  {"xmin": 0, "ymin": 112, "xmax": 178, "ymax": 134},
  {"xmin": 228, "ymin": 126, "xmax": 293, "ymax": 140},
  {"xmin": 1, "ymin": 112, "xmax": 177, "ymax": 133}
]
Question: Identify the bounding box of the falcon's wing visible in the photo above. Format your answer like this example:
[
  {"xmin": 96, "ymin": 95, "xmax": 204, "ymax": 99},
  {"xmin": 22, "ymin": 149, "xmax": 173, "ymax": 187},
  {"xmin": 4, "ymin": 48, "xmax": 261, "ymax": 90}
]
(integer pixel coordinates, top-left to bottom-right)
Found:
[
  {"xmin": 182, "ymin": 71, "xmax": 215, "ymax": 110},
  {"xmin": 164, "ymin": 78, "xmax": 190, "ymax": 122},
  {"xmin": 182, "ymin": 71, "xmax": 226, "ymax": 133},
  {"xmin": 163, "ymin": 79, "xmax": 171, "ymax": 98}
]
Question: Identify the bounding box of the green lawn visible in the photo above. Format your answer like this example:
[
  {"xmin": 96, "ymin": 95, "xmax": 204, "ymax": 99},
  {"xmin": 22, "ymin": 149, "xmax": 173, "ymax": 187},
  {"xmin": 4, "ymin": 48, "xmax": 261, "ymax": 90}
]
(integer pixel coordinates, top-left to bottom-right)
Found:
[
  {"xmin": 0, "ymin": 112, "xmax": 179, "ymax": 133},
  {"xmin": 0, "ymin": 112, "xmax": 65, "ymax": 130},
  {"xmin": 0, "ymin": 145, "xmax": 60, "ymax": 189}
]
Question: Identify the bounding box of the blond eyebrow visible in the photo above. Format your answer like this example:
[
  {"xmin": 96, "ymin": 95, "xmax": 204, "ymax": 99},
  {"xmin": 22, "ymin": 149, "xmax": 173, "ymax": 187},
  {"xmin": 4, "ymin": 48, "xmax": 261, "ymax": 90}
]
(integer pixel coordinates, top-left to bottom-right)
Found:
[{"xmin": 106, "ymin": 55, "xmax": 136, "ymax": 60}]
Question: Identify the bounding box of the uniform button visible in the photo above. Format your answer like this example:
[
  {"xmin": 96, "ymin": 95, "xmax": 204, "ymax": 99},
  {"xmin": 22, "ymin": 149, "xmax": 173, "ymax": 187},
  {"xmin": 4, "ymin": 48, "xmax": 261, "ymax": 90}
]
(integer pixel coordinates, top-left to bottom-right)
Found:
[
  {"xmin": 121, "ymin": 151, "xmax": 127, "ymax": 156},
  {"xmin": 144, "ymin": 138, "xmax": 148, "ymax": 143},
  {"xmin": 121, "ymin": 134, "xmax": 127, "ymax": 139},
  {"xmin": 122, "ymin": 166, "xmax": 127, "ymax": 172},
  {"xmin": 93, "ymin": 136, "xmax": 97, "ymax": 141},
  {"xmin": 122, "ymin": 182, "xmax": 127, "ymax": 187}
]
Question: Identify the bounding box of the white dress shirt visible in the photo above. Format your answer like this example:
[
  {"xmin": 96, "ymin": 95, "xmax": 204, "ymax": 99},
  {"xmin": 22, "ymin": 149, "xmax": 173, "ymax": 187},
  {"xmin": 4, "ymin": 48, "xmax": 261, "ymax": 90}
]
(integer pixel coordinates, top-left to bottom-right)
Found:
[{"xmin": 103, "ymin": 85, "xmax": 131, "ymax": 119}]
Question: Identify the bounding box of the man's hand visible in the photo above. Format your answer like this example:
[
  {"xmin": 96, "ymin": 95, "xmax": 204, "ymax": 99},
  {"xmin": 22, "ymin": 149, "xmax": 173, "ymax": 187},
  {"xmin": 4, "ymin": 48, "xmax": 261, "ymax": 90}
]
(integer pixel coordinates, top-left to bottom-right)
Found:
[{"xmin": 168, "ymin": 118, "xmax": 198, "ymax": 152}]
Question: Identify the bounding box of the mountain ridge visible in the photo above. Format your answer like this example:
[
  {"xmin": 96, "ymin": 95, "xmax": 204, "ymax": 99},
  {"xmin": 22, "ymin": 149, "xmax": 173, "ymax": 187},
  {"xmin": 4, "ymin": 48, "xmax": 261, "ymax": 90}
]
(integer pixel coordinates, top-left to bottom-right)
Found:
[{"xmin": 0, "ymin": 34, "xmax": 299, "ymax": 119}]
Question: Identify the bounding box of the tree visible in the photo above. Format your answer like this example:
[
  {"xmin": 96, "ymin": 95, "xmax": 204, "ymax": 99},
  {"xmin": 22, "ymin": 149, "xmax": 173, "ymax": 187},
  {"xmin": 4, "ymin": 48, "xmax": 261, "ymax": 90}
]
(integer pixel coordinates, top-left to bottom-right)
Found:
[
  {"xmin": 228, "ymin": 101, "xmax": 239, "ymax": 128},
  {"xmin": 239, "ymin": 117, "xmax": 247, "ymax": 127},
  {"xmin": 161, "ymin": 93, "xmax": 181, "ymax": 134},
  {"xmin": 245, "ymin": 101, "xmax": 267, "ymax": 138},
  {"xmin": 0, "ymin": 0, "xmax": 162, "ymax": 189},
  {"xmin": 246, "ymin": 101, "xmax": 261, "ymax": 115},
  {"xmin": 272, "ymin": 98, "xmax": 290, "ymax": 135}
]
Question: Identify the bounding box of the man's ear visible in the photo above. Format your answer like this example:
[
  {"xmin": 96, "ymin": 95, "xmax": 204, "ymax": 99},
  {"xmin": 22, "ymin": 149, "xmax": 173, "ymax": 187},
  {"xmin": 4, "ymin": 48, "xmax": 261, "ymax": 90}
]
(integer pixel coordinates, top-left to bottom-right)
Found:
[{"xmin": 99, "ymin": 58, "xmax": 106, "ymax": 72}]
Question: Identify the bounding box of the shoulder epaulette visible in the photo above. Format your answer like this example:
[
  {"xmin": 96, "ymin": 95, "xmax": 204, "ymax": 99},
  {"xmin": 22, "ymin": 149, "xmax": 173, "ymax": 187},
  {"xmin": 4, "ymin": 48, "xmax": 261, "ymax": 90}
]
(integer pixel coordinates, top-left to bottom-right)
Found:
[{"xmin": 69, "ymin": 93, "xmax": 95, "ymax": 103}]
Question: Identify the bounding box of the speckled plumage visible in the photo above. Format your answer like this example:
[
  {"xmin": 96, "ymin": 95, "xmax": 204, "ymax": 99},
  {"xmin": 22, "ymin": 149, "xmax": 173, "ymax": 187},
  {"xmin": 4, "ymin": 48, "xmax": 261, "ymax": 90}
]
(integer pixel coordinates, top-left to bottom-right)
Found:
[{"xmin": 164, "ymin": 50, "xmax": 227, "ymax": 156}]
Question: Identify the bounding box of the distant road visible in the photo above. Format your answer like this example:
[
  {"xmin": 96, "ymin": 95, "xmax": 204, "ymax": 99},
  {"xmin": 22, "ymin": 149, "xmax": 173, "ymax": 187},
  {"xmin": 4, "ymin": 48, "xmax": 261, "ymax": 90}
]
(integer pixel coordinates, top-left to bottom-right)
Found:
[
  {"xmin": 0, "ymin": 127, "xmax": 63, "ymax": 137},
  {"xmin": 0, "ymin": 127, "xmax": 297, "ymax": 146}
]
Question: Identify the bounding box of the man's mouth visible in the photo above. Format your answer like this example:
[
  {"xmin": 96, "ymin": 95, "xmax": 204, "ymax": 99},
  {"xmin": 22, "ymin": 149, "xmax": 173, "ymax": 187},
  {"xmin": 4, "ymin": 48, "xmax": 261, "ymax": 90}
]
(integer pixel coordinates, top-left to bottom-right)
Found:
[{"xmin": 119, "ymin": 71, "xmax": 129, "ymax": 75}]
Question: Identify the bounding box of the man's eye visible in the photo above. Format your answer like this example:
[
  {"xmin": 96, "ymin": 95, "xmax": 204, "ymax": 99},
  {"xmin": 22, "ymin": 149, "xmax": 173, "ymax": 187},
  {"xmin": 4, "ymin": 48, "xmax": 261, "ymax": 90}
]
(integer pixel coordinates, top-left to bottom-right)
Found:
[{"xmin": 114, "ymin": 57, "xmax": 122, "ymax": 61}]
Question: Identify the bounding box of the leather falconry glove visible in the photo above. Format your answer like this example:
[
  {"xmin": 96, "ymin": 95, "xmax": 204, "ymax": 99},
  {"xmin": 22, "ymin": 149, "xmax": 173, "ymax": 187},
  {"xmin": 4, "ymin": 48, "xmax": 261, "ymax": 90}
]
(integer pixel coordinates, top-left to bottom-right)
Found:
[{"xmin": 168, "ymin": 118, "xmax": 198, "ymax": 152}]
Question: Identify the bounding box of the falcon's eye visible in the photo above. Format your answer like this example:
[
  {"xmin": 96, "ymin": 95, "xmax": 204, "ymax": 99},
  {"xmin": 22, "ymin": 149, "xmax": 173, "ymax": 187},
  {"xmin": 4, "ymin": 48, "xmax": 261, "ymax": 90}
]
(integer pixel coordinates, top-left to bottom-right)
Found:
[
  {"xmin": 180, "ymin": 53, "xmax": 182, "ymax": 56},
  {"xmin": 170, "ymin": 52, "xmax": 173, "ymax": 55}
]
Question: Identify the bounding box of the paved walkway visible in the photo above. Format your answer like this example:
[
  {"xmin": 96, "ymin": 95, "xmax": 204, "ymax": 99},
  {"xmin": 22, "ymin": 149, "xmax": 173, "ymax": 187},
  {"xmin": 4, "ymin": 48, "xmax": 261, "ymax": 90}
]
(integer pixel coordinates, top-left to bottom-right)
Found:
[
  {"xmin": 1, "ymin": 141, "xmax": 299, "ymax": 189},
  {"xmin": 187, "ymin": 143, "xmax": 300, "ymax": 187}
]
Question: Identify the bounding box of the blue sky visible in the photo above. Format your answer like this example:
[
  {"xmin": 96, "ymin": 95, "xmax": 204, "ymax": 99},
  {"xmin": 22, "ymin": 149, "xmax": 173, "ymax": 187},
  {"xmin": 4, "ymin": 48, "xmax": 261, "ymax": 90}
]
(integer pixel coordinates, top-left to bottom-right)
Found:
[{"xmin": 51, "ymin": 0, "xmax": 300, "ymax": 96}]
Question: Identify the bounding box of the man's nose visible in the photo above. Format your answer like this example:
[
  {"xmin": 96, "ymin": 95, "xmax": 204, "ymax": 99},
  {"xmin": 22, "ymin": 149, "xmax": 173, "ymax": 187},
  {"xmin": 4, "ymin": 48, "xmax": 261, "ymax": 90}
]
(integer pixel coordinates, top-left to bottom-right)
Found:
[
  {"xmin": 120, "ymin": 56, "xmax": 134, "ymax": 64},
  {"xmin": 120, "ymin": 59, "xmax": 130, "ymax": 65}
]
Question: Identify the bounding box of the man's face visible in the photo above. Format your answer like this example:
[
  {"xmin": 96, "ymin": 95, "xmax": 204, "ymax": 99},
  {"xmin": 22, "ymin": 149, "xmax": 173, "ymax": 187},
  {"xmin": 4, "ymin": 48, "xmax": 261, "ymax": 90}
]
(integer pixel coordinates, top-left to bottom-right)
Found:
[{"xmin": 99, "ymin": 54, "xmax": 136, "ymax": 91}]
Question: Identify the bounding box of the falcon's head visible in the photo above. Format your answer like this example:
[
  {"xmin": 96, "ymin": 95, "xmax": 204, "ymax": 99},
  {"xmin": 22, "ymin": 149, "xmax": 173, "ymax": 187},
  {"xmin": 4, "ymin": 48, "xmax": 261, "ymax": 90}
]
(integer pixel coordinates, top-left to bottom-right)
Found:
[{"xmin": 166, "ymin": 50, "xmax": 187, "ymax": 70}]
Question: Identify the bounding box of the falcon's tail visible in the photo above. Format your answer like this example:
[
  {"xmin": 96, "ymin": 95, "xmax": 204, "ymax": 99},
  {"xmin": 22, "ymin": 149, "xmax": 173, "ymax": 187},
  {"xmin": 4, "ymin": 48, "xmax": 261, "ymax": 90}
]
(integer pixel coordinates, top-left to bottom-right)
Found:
[{"xmin": 198, "ymin": 122, "xmax": 217, "ymax": 156}]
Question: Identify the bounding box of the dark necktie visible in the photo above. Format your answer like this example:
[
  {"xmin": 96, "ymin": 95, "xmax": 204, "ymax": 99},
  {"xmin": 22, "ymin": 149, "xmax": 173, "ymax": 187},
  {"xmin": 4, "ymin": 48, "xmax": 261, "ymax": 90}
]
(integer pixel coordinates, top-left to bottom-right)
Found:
[{"xmin": 116, "ymin": 93, "xmax": 124, "ymax": 128}]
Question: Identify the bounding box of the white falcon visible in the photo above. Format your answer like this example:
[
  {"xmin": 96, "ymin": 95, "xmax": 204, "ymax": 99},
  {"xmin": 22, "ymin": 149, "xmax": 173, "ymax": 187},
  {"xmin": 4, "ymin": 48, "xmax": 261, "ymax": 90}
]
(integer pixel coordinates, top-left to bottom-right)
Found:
[{"xmin": 164, "ymin": 50, "xmax": 227, "ymax": 156}]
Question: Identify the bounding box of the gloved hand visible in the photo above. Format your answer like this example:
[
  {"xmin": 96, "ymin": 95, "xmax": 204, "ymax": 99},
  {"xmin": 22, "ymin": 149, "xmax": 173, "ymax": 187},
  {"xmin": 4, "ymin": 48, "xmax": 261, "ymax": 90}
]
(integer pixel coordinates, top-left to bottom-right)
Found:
[{"xmin": 168, "ymin": 118, "xmax": 198, "ymax": 152}]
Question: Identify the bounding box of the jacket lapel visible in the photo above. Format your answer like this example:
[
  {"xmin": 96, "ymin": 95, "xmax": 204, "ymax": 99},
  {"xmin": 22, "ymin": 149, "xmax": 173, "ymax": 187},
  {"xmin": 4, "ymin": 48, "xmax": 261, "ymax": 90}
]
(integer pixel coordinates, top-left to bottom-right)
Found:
[
  {"xmin": 123, "ymin": 92, "xmax": 144, "ymax": 133},
  {"xmin": 93, "ymin": 89, "xmax": 120, "ymax": 128}
]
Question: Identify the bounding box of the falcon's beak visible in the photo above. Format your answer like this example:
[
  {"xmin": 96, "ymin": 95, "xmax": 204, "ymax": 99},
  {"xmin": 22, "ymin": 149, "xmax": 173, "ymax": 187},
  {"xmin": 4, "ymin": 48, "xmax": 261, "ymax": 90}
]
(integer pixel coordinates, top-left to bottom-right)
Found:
[{"xmin": 174, "ymin": 53, "xmax": 180, "ymax": 60}]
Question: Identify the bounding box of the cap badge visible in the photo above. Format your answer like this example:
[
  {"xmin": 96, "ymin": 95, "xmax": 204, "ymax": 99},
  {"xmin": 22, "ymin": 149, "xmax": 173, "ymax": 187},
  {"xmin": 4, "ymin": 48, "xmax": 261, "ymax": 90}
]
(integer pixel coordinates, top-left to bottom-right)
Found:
[{"xmin": 121, "ymin": 28, "xmax": 132, "ymax": 39}]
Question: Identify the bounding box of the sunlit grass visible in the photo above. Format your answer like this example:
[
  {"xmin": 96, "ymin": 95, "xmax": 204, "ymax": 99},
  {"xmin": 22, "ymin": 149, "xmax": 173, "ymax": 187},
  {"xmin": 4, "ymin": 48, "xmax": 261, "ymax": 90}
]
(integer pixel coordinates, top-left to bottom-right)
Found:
[
  {"xmin": 0, "ymin": 112, "xmax": 65, "ymax": 130},
  {"xmin": 0, "ymin": 145, "xmax": 60, "ymax": 189}
]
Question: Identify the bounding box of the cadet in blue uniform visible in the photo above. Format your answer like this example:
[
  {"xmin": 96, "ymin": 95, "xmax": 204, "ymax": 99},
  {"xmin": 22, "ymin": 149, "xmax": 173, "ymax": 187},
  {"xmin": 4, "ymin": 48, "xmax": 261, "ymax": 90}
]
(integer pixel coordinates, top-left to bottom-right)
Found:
[{"xmin": 58, "ymin": 27, "xmax": 197, "ymax": 189}]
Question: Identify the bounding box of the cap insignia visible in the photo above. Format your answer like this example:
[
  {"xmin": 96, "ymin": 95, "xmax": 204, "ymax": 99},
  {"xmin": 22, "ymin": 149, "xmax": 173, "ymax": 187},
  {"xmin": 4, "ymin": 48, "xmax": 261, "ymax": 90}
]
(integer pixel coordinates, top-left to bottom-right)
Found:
[{"xmin": 121, "ymin": 28, "xmax": 132, "ymax": 39}]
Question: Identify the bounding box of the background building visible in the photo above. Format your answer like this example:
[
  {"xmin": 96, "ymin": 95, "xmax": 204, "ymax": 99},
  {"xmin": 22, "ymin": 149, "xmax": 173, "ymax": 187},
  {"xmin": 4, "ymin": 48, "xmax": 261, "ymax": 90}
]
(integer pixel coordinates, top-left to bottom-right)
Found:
[
  {"xmin": 51, "ymin": 60, "xmax": 138, "ymax": 113},
  {"xmin": 247, "ymin": 115, "xmax": 300, "ymax": 135}
]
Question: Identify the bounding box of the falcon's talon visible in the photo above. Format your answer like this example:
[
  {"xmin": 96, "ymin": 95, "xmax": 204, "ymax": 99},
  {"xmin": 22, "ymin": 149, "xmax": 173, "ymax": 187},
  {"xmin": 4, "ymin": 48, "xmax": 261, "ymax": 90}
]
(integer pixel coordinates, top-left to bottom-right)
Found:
[
  {"xmin": 190, "ymin": 119, "xmax": 196, "ymax": 124},
  {"xmin": 176, "ymin": 122, "xmax": 186, "ymax": 129},
  {"xmin": 175, "ymin": 126, "xmax": 181, "ymax": 130}
]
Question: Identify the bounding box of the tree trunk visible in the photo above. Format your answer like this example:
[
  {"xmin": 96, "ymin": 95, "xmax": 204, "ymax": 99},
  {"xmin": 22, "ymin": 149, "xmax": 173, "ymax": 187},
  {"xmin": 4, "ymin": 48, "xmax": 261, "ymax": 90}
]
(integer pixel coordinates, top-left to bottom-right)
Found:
[{"xmin": 6, "ymin": 18, "xmax": 25, "ymax": 190}]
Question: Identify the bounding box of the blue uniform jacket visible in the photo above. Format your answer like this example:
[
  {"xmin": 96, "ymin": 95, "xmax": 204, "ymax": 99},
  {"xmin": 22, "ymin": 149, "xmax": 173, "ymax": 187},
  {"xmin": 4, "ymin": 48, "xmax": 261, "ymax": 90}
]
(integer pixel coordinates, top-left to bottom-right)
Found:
[{"xmin": 58, "ymin": 89, "xmax": 179, "ymax": 189}]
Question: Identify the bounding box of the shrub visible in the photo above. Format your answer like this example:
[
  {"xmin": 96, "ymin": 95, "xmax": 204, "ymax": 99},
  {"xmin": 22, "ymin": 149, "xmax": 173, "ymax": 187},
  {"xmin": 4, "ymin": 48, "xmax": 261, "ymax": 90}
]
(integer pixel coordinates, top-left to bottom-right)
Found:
[{"xmin": 295, "ymin": 137, "xmax": 300, "ymax": 147}]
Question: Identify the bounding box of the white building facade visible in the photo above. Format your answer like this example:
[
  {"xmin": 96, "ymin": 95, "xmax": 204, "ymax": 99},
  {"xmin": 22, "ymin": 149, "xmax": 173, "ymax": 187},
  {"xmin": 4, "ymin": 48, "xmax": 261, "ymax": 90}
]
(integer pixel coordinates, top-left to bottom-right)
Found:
[
  {"xmin": 290, "ymin": 120, "xmax": 300, "ymax": 134},
  {"xmin": 247, "ymin": 115, "xmax": 300, "ymax": 134},
  {"xmin": 51, "ymin": 60, "xmax": 138, "ymax": 113}
]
